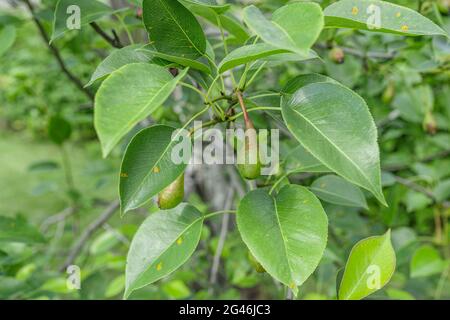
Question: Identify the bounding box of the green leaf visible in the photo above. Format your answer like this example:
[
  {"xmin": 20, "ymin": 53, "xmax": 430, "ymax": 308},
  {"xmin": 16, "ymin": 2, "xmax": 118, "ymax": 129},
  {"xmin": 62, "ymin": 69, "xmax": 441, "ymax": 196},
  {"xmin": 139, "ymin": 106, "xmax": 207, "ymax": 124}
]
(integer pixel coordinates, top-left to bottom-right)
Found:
[
  {"xmin": 161, "ymin": 279, "xmax": 191, "ymax": 299},
  {"xmin": 410, "ymin": 245, "xmax": 446, "ymax": 278},
  {"xmin": 243, "ymin": 3, "xmax": 324, "ymax": 55},
  {"xmin": 120, "ymin": 125, "xmax": 190, "ymax": 214},
  {"xmin": 219, "ymin": 43, "xmax": 287, "ymax": 73},
  {"xmin": 324, "ymin": 0, "xmax": 447, "ymax": 36},
  {"xmin": 143, "ymin": 0, "xmax": 206, "ymax": 59},
  {"xmin": 105, "ymin": 275, "xmax": 125, "ymax": 298},
  {"xmin": 125, "ymin": 203, "xmax": 203, "ymax": 298},
  {"xmin": 339, "ymin": 231, "xmax": 396, "ymax": 300},
  {"xmin": 94, "ymin": 63, "xmax": 188, "ymax": 157},
  {"xmin": 282, "ymin": 73, "xmax": 338, "ymax": 94},
  {"xmin": 310, "ymin": 175, "xmax": 368, "ymax": 209},
  {"xmin": 284, "ymin": 144, "xmax": 330, "ymax": 173},
  {"xmin": 281, "ymin": 82, "xmax": 386, "ymax": 205},
  {"xmin": 51, "ymin": 0, "xmax": 114, "ymax": 42},
  {"xmin": 188, "ymin": 6, "xmax": 250, "ymax": 44},
  {"xmin": 0, "ymin": 216, "xmax": 45, "ymax": 244},
  {"xmin": 180, "ymin": 0, "xmax": 230, "ymax": 14},
  {"xmin": 0, "ymin": 25, "xmax": 16, "ymax": 57},
  {"xmin": 86, "ymin": 45, "xmax": 153, "ymax": 87},
  {"xmin": 139, "ymin": 45, "xmax": 211, "ymax": 74},
  {"xmin": 47, "ymin": 115, "xmax": 72, "ymax": 145},
  {"xmin": 237, "ymin": 185, "xmax": 328, "ymax": 295}
]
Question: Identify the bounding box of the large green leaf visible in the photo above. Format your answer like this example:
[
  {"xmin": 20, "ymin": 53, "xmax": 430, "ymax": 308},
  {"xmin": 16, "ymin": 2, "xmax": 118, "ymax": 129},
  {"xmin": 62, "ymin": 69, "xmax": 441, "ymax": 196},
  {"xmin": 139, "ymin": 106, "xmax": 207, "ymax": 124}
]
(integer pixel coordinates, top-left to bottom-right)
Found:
[
  {"xmin": 125, "ymin": 203, "xmax": 203, "ymax": 298},
  {"xmin": 0, "ymin": 25, "xmax": 16, "ymax": 57},
  {"xmin": 219, "ymin": 43, "xmax": 287, "ymax": 73},
  {"xmin": 139, "ymin": 45, "xmax": 211, "ymax": 74},
  {"xmin": 339, "ymin": 231, "xmax": 396, "ymax": 300},
  {"xmin": 86, "ymin": 45, "xmax": 153, "ymax": 87},
  {"xmin": 410, "ymin": 245, "xmax": 446, "ymax": 278},
  {"xmin": 243, "ymin": 3, "xmax": 324, "ymax": 55},
  {"xmin": 0, "ymin": 216, "xmax": 45, "ymax": 244},
  {"xmin": 94, "ymin": 63, "xmax": 188, "ymax": 157},
  {"xmin": 324, "ymin": 0, "xmax": 447, "ymax": 36},
  {"xmin": 310, "ymin": 175, "xmax": 368, "ymax": 209},
  {"xmin": 143, "ymin": 0, "xmax": 206, "ymax": 59},
  {"xmin": 51, "ymin": 0, "xmax": 115, "ymax": 42},
  {"xmin": 120, "ymin": 125, "xmax": 190, "ymax": 214},
  {"xmin": 237, "ymin": 185, "xmax": 328, "ymax": 295},
  {"xmin": 281, "ymin": 82, "xmax": 386, "ymax": 205}
]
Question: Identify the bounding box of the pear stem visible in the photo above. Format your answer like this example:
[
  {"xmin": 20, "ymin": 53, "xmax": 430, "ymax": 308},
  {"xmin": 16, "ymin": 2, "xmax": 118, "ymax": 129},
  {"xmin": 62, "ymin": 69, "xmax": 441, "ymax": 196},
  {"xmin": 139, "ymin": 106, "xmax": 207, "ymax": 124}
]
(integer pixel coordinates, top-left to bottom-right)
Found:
[{"xmin": 236, "ymin": 90, "xmax": 251, "ymax": 125}]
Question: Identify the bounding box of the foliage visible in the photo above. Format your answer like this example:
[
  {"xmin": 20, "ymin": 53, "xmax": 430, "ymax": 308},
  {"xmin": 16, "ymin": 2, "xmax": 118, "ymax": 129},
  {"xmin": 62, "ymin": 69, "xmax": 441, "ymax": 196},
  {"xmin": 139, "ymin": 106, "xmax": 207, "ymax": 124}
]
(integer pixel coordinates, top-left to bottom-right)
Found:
[{"xmin": 0, "ymin": 0, "xmax": 449, "ymax": 300}]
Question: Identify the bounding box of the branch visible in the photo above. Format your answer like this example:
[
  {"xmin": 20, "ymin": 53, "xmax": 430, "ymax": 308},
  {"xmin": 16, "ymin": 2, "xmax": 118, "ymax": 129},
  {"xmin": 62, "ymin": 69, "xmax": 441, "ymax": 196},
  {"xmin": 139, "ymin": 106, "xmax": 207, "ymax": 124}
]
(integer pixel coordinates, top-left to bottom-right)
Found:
[
  {"xmin": 90, "ymin": 22, "xmax": 123, "ymax": 48},
  {"xmin": 60, "ymin": 200, "xmax": 120, "ymax": 271},
  {"xmin": 22, "ymin": 0, "xmax": 94, "ymax": 101}
]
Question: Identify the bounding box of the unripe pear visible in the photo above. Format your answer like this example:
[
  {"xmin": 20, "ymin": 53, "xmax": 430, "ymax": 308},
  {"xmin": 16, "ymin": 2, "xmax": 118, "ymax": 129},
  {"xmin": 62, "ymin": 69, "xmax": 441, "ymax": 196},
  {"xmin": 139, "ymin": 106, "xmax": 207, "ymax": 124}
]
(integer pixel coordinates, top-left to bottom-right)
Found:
[
  {"xmin": 237, "ymin": 119, "xmax": 261, "ymax": 180},
  {"xmin": 423, "ymin": 111, "xmax": 437, "ymax": 135},
  {"xmin": 382, "ymin": 82, "xmax": 395, "ymax": 104},
  {"xmin": 158, "ymin": 174, "xmax": 184, "ymax": 210},
  {"xmin": 438, "ymin": 0, "xmax": 450, "ymax": 14},
  {"xmin": 329, "ymin": 47, "xmax": 345, "ymax": 64}
]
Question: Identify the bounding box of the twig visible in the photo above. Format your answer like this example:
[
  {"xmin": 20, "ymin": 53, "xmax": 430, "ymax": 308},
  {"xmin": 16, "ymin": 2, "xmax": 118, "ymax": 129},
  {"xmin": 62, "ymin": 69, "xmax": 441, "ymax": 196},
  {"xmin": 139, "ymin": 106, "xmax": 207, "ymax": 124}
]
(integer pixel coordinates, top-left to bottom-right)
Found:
[
  {"xmin": 90, "ymin": 22, "xmax": 123, "ymax": 48},
  {"xmin": 22, "ymin": 0, "xmax": 94, "ymax": 101},
  {"xmin": 393, "ymin": 175, "xmax": 450, "ymax": 208},
  {"xmin": 40, "ymin": 207, "xmax": 76, "ymax": 232},
  {"xmin": 208, "ymin": 188, "xmax": 235, "ymax": 294},
  {"xmin": 60, "ymin": 200, "xmax": 120, "ymax": 271}
]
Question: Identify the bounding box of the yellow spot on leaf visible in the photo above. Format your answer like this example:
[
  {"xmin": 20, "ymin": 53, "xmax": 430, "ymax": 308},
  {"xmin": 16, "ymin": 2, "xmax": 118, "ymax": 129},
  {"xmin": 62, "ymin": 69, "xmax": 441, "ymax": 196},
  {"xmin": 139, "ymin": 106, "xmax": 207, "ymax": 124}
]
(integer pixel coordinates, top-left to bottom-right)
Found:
[
  {"xmin": 396, "ymin": 12, "xmax": 401, "ymax": 17},
  {"xmin": 352, "ymin": 7, "xmax": 359, "ymax": 15},
  {"xmin": 401, "ymin": 25, "xmax": 409, "ymax": 32},
  {"xmin": 153, "ymin": 166, "xmax": 160, "ymax": 173},
  {"xmin": 177, "ymin": 237, "xmax": 183, "ymax": 245},
  {"xmin": 156, "ymin": 262, "xmax": 163, "ymax": 271},
  {"xmin": 120, "ymin": 173, "xmax": 128, "ymax": 178},
  {"xmin": 289, "ymin": 282, "xmax": 296, "ymax": 289},
  {"xmin": 320, "ymin": 183, "xmax": 326, "ymax": 188}
]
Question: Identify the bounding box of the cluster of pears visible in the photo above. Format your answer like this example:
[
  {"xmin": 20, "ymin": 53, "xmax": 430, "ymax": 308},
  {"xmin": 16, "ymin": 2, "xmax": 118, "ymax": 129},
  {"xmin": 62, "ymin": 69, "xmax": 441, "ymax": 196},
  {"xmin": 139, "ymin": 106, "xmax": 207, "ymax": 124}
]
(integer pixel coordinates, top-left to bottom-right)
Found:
[{"xmin": 157, "ymin": 115, "xmax": 261, "ymax": 210}]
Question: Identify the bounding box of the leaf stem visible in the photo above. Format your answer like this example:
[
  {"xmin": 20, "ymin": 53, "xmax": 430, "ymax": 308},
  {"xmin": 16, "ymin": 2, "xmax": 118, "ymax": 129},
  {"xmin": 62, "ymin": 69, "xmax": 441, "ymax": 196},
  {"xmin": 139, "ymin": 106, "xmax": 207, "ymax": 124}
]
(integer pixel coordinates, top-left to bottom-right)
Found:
[{"xmin": 269, "ymin": 172, "xmax": 291, "ymax": 195}]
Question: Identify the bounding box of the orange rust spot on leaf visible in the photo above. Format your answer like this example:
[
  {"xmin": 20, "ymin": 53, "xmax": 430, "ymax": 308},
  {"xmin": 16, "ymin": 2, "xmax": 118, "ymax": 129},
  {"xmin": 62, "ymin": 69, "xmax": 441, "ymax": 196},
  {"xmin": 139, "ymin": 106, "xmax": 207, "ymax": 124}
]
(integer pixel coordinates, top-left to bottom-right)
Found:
[
  {"xmin": 120, "ymin": 173, "xmax": 128, "ymax": 178},
  {"xmin": 156, "ymin": 262, "xmax": 163, "ymax": 271},
  {"xmin": 401, "ymin": 25, "xmax": 409, "ymax": 32},
  {"xmin": 352, "ymin": 7, "xmax": 359, "ymax": 15},
  {"xmin": 153, "ymin": 166, "xmax": 160, "ymax": 173}
]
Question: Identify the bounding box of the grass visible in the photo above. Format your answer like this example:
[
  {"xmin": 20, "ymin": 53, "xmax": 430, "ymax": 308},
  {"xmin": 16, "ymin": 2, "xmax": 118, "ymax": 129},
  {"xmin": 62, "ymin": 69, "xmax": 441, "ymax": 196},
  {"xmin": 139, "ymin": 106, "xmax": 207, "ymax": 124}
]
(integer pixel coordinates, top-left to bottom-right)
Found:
[{"xmin": 0, "ymin": 131, "xmax": 119, "ymax": 223}]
